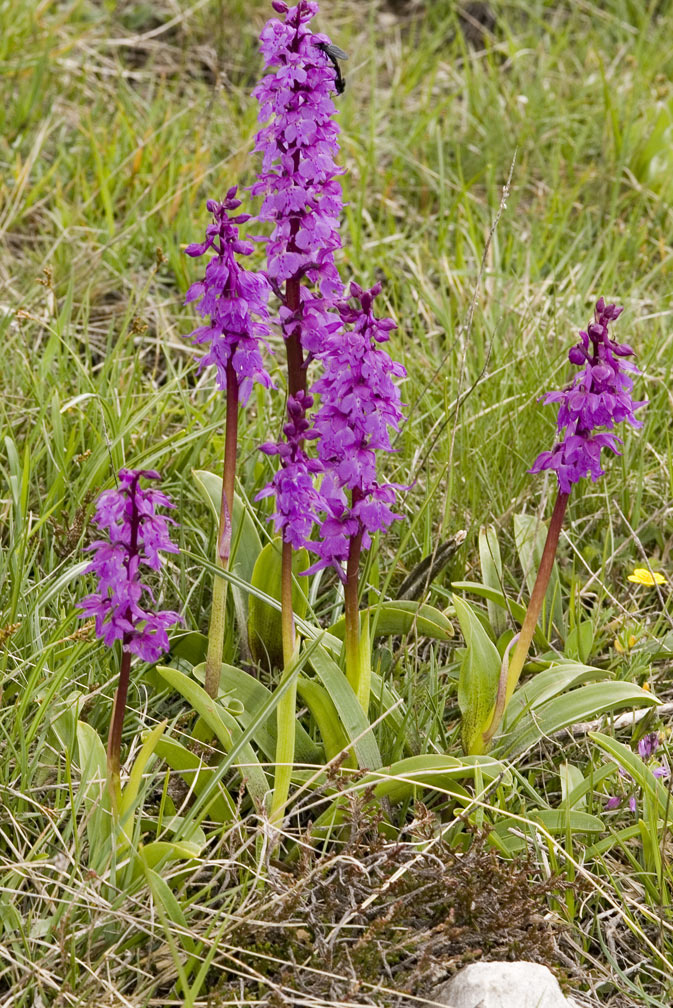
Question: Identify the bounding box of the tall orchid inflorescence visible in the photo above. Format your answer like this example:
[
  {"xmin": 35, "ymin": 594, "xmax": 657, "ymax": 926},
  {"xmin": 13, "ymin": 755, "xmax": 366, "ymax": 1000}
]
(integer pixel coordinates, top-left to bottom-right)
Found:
[
  {"xmin": 529, "ymin": 298, "xmax": 646, "ymax": 492},
  {"xmin": 79, "ymin": 469, "xmax": 181, "ymax": 801},
  {"xmin": 185, "ymin": 188, "xmax": 273, "ymax": 696},
  {"xmin": 482, "ymin": 299, "xmax": 646, "ymax": 749},
  {"xmin": 252, "ymin": 0, "xmax": 345, "ymax": 391}
]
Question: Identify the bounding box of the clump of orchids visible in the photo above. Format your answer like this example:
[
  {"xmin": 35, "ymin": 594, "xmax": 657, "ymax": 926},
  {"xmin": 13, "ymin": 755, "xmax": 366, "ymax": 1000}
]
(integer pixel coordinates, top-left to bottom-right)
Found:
[
  {"xmin": 183, "ymin": 0, "xmax": 405, "ymax": 818},
  {"xmin": 77, "ymin": 1, "xmax": 649, "ymax": 824}
]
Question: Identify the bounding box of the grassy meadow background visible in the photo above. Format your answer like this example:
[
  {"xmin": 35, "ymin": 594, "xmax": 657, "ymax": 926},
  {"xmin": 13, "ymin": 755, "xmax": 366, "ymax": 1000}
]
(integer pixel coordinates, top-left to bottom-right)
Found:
[{"xmin": 2, "ymin": 0, "xmax": 673, "ymax": 1005}]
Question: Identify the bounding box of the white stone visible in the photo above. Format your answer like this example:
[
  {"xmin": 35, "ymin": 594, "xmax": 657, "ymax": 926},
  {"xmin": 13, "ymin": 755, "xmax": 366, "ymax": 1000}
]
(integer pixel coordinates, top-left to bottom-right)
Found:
[{"xmin": 423, "ymin": 961, "xmax": 577, "ymax": 1008}]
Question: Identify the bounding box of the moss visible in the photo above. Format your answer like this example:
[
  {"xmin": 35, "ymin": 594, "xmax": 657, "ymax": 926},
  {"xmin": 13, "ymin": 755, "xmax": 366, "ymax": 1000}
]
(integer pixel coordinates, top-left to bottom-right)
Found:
[{"xmin": 208, "ymin": 811, "xmax": 569, "ymax": 1006}]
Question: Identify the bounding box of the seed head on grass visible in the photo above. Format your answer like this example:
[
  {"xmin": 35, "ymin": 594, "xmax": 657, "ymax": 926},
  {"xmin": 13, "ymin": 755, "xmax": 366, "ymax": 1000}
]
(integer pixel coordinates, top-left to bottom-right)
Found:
[{"xmin": 78, "ymin": 469, "xmax": 182, "ymax": 661}]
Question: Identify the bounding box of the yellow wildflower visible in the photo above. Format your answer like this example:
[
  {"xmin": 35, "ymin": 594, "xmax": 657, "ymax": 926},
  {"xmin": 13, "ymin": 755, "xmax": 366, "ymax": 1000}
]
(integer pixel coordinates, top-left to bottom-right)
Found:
[{"xmin": 627, "ymin": 567, "xmax": 666, "ymax": 586}]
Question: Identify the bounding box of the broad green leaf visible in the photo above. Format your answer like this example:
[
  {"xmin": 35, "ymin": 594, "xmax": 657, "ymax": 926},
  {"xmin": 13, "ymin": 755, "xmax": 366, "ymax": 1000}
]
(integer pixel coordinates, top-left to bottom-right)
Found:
[
  {"xmin": 152, "ymin": 737, "xmax": 235, "ymax": 822},
  {"xmin": 305, "ymin": 754, "xmax": 508, "ymax": 841},
  {"xmin": 309, "ymin": 642, "xmax": 382, "ymax": 770},
  {"xmin": 192, "ymin": 661, "xmax": 323, "ymax": 765},
  {"xmin": 514, "ymin": 512, "xmax": 565, "ymax": 641},
  {"xmin": 48, "ymin": 689, "xmax": 82, "ymax": 753},
  {"xmin": 169, "ymin": 631, "xmax": 208, "ymax": 665},
  {"xmin": 248, "ymin": 539, "xmax": 309, "ymax": 669},
  {"xmin": 296, "ymin": 677, "xmax": 351, "ymax": 764},
  {"xmin": 585, "ymin": 823, "xmax": 652, "ymax": 858},
  {"xmin": 134, "ymin": 839, "xmax": 203, "ymax": 875},
  {"xmin": 192, "ymin": 470, "xmax": 262, "ymax": 633},
  {"xmin": 118, "ymin": 721, "xmax": 167, "ymax": 845},
  {"xmin": 560, "ymin": 762, "xmax": 586, "ymax": 810},
  {"xmin": 453, "ymin": 595, "xmax": 500, "ymax": 756},
  {"xmin": 488, "ymin": 809, "xmax": 604, "ymax": 854},
  {"xmin": 76, "ymin": 721, "xmax": 110, "ymax": 869},
  {"xmin": 496, "ymin": 683, "xmax": 660, "ymax": 757},
  {"xmin": 360, "ymin": 753, "xmax": 510, "ymax": 802},
  {"xmin": 478, "ymin": 526, "xmax": 506, "ymax": 637},
  {"xmin": 156, "ymin": 665, "xmax": 269, "ymax": 810},
  {"xmin": 156, "ymin": 638, "xmax": 322, "ymax": 831},
  {"xmin": 328, "ymin": 600, "xmax": 453, "ymax": 642},
  {"xmin": 451, "ymin": 581, "xmax": 550, "ymax": 649},
  {"xmin": 562, "ymin": 762, "xmax": 615, "ymax": 811},
  {"xmin": 503, "ymin": 661, "xmax": 611, "ymax": 729}
]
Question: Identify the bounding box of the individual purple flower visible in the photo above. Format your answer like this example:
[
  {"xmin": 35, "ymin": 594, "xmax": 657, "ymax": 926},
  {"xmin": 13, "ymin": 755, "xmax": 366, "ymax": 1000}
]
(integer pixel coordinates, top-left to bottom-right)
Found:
[
  {"xmin": 638, "ymin": 732, "xmax": 660, "ymax": 760},
  {"xmin": 252, "ymin": 0, "xmax": 345, "ymax": 358},
  {"xmin": 604, "ymin": 732, "xmax": 669, "ymax": 813},
  {"xmin": 530, "ymin": 298, "xmax": 646, "ymax": 491},
  {"xmin": 256, "ymin": 391, "xmax": 323, "ymax": 550},
  {"xmin": 305, "ymin": 282, "xmax": 406, "ymax": 577},
  {"xmin": 184, "ymin": 187, "xmax": 273, "ymax": 403},
  {"xmin": 78, "ymin": 470, "xmax": 182, "ymax": 662}
]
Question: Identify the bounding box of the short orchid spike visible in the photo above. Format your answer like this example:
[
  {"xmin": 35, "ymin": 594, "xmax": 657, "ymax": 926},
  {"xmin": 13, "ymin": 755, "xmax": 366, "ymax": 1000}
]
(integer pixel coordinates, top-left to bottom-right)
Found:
[
  {"xmin": 79, "ymin": 469, "xmax": 182, "ymax": 661},
  {"xmin": 529, "ymin": 298, "xmax": 646, "ymax": 492}
]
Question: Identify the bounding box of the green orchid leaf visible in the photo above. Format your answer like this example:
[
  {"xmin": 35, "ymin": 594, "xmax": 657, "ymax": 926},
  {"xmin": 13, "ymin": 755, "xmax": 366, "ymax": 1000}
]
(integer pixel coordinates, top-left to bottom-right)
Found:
[
  {"xmin": 503, "ymin": 660, "xmax": 612, "ymax": 729},
  {"xmin": 192, "ymin": 661, "xmax": 323, "ymax": 764},
  {"xmin": 192, "ymin": 470, "xmax": 262, "ymax": 635},
  {"xmin": 296, "ymin": 676, "xmax": 351, "ymax": 764},
  {"xmin": 452, "ymin": 595, "xmax": 501, "ymax": 755},
  {"xmin": 156, "ymin": 665, "xmax": 269, "ymax": 810},
  {"xmin": 169, "ymin": 631, "xmax": 208, "ymax": 665},
  {"xmin": 560, "ymin": 761, "xmax": 586, "ymax": 810},
  {"xmin": 152, "ymin": 736, "xmax": 235, "ymax": 822},
  {"xmin": 328, "ymin": 600, "xmax": 453, "ymax": 642},
  {"xmin": 360, "ymin": 753, "xmax": 510, "ymax": 803},
  {"xmin": 247, "ymin": 538, "xmax": 309, "ymax": 669},
  {"xmin": 75, "ymin": 721, "xmax": 110, "ymax": 870},
  {"xmin": 488, "ymin": 808, "xmax": 604, "ymax": 854},
  {"xmin": 309, "ymin": 641, "xmax": 382, "ymax": 770},
  {"xmin": 496, "ymin": 683, "xmax": 660, "ymax": 757},
  {"xmin": 478, "ymin": 526, "xmax": 506, "ymax": 637},
  {"xmin": 450, "ymin": 581, "xmax": 550, "ymax": 649}
]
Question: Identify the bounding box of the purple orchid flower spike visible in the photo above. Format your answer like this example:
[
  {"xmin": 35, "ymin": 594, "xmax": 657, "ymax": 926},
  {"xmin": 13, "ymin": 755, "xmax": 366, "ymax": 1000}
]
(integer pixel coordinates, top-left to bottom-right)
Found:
[
  {"xmin": 185, "ymin": 187, "xmax": 273, "ymax": 404},
  {"xmin": 306, "ymin": 281, "xmax": 406, "ymax": 579},
  {"xmin": 484, "ymin": 299, "xmax": 646, "ymax": 749},
  {"xmin": 252, "ymin": 0, "xmax": 345, "ymax": 397},
  {"xmin": 79, "ymin": 469, "xmax": 182, "ymax": 661},
  {"xmin": 79, "ymin": 469, "xmax": 182, "ymax": 803},
  {"xmin": 529, "ymin": 298, "xmax": 647, "ymax": 490},
  {"xmin": 256, "ymin": 390, "xmax": 323, "ymax": 551}
]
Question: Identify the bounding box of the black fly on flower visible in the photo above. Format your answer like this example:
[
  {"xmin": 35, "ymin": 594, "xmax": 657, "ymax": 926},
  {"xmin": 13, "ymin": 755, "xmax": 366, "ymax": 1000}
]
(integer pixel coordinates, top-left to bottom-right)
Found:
[{"xmin": 315, "ymin": 41, "xmax": 348, "ymax": 94}]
